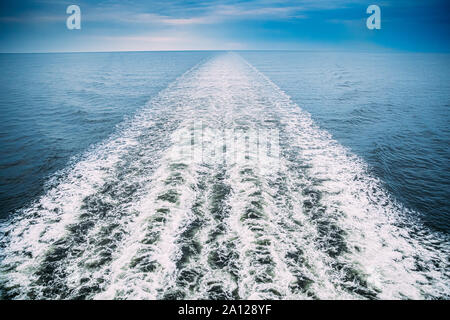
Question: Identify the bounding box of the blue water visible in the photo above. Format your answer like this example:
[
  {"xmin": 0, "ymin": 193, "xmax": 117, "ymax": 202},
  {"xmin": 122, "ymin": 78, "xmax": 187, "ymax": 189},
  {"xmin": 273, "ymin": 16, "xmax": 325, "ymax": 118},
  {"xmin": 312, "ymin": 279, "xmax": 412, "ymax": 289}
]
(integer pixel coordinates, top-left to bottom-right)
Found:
[
  {"xmin": 241, "ymin": 51, "xmax": 450, "ymax": 233},
  {"xmin": 0, "ymin": 51, "xmax": 213, "ymax": 219},
  {"xmin": 0, "ymin": 51, "xmax": 449, "ymax": 299}
]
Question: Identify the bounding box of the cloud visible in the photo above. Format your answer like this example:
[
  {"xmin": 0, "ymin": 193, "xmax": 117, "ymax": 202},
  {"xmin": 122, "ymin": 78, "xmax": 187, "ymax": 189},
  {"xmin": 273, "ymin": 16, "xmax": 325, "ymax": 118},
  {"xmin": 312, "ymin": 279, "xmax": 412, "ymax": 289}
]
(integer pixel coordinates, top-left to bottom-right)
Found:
[
  {"xmin": 0, "ymin": 14, "xmax": 64, "ymax": 23},
  {"xmin": 0, "ymin": 1, "xmax": 369, "ymax": 27},
  {"xmin": 80, "ymin": 1, "xmax": 309, "ymax": 27},
  {"xmin": 121, "ymin": 13, "xmax": 220, "ymax": 25},
  {"xmin": 94, "ymin": 32, "xmax": 247, "ymax": 51}
]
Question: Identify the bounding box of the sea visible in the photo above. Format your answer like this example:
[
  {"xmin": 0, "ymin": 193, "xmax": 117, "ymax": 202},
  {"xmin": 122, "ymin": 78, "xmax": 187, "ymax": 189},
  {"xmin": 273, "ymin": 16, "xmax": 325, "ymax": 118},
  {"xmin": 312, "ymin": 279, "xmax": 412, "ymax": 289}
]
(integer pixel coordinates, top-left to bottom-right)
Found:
[{"xmin": 0, "ymin": 51, "xmax": 449, "ymax": 299}]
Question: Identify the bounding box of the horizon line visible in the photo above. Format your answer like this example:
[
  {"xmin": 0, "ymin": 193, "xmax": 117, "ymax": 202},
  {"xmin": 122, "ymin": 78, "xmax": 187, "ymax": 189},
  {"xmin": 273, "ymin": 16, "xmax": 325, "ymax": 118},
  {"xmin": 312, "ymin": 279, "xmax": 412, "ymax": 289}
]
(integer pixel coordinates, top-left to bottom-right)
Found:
[{"xmin": 1, "ymin": 48, "xmax": 448, "ymax": 54}]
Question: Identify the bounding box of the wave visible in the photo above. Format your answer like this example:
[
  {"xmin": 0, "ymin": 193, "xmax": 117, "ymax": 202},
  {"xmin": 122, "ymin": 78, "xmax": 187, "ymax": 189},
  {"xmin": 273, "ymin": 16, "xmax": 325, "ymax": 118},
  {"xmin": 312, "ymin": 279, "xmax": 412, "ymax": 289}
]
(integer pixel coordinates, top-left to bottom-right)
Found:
[{"xmin": 0, "ymin": 52, "xmax": 448, "ymax": 300}]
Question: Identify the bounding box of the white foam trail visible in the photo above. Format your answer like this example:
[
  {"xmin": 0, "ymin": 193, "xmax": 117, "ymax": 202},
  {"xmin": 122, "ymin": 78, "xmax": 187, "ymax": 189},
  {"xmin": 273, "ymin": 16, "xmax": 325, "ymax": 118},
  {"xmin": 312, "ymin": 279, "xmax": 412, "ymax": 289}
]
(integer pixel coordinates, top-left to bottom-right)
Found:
[
  {"xmin": 0, "ymin": 61, "xmax": 206, "ymax": 299},
  {"xmin": 1, "ymin": 52, "xmax": 448, "ymax": 300},
  {"xmin": 240, "ymin": 56, "xmax": 450, "ymax": 299}
]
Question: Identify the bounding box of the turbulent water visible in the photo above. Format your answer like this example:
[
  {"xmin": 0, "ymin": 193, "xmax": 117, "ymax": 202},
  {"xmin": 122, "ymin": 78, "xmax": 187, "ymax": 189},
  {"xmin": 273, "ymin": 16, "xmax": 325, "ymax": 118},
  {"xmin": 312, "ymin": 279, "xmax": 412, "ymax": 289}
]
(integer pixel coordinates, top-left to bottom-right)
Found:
[
  {"xmin": 0, "ymin": 52, "xmax": 449, "ymax": 299},
  {"xmin": 241, "ymin": 51, "xmax": 450, "ymax": 233},
  {"xmin": 0, "ymin": 51, "xmax": 213, "ymax": 218}
]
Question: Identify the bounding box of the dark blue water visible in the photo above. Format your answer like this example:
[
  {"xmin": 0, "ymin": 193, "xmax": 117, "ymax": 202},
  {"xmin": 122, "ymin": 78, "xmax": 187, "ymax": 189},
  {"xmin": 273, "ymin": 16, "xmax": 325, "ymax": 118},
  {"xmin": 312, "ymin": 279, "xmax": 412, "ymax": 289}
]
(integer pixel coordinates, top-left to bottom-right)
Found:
[
  {"xmin": 241, "ymin": 51, "xmax": 450, "ymax": 233},
  {"xmin": 0, "ymin": 51, "xmax": 212, "ymax": 219}
]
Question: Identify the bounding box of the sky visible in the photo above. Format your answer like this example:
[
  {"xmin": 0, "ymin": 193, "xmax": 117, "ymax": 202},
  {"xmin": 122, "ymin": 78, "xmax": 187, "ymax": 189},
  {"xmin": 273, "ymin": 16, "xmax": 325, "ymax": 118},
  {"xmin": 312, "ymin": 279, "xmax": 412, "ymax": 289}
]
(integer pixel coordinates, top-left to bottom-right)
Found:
[{"xmin": 0, "ymin": 0, "xmax": 449, "ymax": 53}]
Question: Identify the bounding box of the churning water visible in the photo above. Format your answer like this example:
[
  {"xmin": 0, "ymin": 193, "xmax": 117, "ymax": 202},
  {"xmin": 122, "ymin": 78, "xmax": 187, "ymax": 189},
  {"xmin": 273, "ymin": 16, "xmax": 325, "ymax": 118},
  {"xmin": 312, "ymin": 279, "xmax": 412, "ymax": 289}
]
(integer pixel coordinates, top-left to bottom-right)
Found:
[{"xmin": 0, "ymin": 52, "xmax": 449, "ymax": 299}]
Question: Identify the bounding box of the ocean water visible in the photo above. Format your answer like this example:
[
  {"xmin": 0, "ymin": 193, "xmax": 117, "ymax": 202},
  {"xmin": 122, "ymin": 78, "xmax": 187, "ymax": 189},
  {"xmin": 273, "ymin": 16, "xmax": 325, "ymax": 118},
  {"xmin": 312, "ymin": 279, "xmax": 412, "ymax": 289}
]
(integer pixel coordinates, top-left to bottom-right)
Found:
[
  {"xmin": 0, "ymin": 51, "xmax": 449, "ymax": 299},
  {"xmin": 240, "ymin": 51, "xmax": 450, "ymax": 234},
  {"xmin": 0, "ymin": 51, "xmax": 213, "ymax": 219}
]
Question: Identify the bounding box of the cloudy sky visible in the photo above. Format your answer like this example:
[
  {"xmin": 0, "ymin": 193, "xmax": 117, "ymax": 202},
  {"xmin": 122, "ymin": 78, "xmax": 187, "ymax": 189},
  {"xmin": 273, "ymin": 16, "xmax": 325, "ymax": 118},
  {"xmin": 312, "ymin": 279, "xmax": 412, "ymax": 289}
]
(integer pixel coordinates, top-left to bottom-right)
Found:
[{"xmin": 0, "ymin": 0, "xmax": 449, "ymax": 52}]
